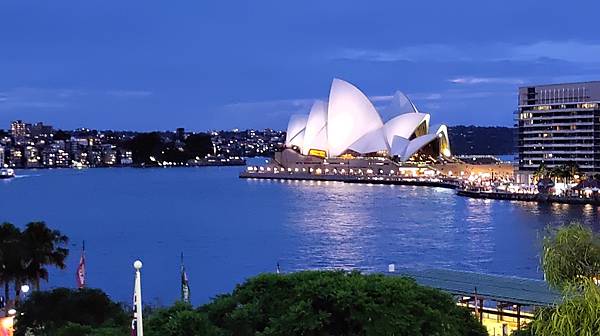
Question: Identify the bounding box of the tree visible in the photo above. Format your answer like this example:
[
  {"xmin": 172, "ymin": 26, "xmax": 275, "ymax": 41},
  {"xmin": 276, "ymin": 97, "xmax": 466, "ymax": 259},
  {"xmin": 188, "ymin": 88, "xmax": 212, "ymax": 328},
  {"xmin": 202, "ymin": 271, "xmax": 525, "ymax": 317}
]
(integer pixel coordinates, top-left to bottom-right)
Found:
[
  {"xmin": 126, "ymin": 132, "xmax": 164, "ymax": 165},
  {"xmin": 522, "ymin": 224, "xmax": 600, "ymax": 335},
  {"xmin": 529, "ymin": 278, "xmax": 600, "ymax": 336},
  {"xmin": 199, "ymin": 271, "xmax": 487, "ymax": 336},
  {"xmin": 184, "ymin": 133, "xmax": 213, "ymax": 159},
  {"xmin": 21, "ymin": 221, "xmax": 69, "ymax": 291},
  {"xmin": 541, "ymin": 223, "xmax": 600, "ymax": 289},
  {"xmin": 15, "ymin": 287, "xmax": 128, "ymax": 336},
  {"xmin": 145, "ymin": 302, "xmax": 221, "ymax": 336},
  {"xmin": 0, "ymin": 223, "xmax": 22, "ymax": 314},
  {"xmin": 534, "ymin": 163, "xmax": 549, "ymax": 180},
  {"xmin": 53, "ymin": 130, "xmax": 71, "ymax": 141}
]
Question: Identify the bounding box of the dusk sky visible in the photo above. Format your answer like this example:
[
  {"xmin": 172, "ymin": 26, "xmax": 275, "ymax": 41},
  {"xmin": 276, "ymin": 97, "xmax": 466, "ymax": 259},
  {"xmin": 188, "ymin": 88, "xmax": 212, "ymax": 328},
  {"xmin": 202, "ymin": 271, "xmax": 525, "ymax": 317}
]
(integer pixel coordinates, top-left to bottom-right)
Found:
[{"xmin": 2, "ymin": 1, "xmax": 600, "ymax": 131}]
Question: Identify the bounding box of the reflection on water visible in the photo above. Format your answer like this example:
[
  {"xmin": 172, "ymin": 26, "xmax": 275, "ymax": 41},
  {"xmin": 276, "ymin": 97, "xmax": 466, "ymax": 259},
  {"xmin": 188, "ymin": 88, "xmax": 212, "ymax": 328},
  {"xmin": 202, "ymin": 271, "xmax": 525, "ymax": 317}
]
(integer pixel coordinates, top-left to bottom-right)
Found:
[{"xmin": 1, "ymin": 167, "xmax": 598, "ymax": 304}]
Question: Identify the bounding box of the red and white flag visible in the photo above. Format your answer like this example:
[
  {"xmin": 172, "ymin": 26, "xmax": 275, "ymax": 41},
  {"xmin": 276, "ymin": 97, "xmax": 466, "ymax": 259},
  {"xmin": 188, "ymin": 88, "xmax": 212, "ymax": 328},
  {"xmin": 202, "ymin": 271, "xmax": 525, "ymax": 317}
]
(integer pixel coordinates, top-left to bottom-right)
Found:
[{"xmin": 76, "ymin": 241, "xmax": 86, "ymax": 289}]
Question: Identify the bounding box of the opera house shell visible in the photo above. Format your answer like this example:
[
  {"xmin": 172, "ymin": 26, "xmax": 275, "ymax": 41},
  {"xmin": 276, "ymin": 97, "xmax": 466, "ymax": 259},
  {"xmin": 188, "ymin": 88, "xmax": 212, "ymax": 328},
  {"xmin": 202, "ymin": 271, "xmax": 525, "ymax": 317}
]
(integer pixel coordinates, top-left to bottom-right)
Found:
[{"xmin": 285, "ymin": 78, "xmax": 451, "ymax": 162}]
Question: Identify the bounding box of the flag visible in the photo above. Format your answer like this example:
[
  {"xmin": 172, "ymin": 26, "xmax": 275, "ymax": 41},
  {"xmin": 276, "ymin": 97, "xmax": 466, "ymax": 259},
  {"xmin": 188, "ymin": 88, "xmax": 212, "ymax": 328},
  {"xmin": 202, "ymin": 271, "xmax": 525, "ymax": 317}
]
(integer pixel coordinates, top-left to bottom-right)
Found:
[
  {"xmin": 76, "ymin": 241, "xmax": 86, "ymax": 289},
  {"xmin": 181, "ymin": 253, "xmax": 190, "ymax": 303}
]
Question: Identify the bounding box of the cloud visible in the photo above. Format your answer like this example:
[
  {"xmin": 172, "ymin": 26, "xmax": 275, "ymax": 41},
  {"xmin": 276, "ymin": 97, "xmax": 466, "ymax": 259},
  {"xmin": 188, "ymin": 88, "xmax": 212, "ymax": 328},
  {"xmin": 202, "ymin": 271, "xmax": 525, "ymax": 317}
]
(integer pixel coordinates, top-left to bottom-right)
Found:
[
  {"xmin": 332, "ymin": 44, "xmax": 464, "ymax": 63},
  {"xmin": 107, "ymin": 90, "xmax": 153, "ymax": 98},
  {"xmin": 330, "ymin": 40, "xmax": 600, "ymax": 64},
  {"xmin": 449, "ymin": 77, "xmax": 525, "ymax": 85},
  {"xmin": 0, "ymin": 87, "xmax": 153, "ymax": 112}
]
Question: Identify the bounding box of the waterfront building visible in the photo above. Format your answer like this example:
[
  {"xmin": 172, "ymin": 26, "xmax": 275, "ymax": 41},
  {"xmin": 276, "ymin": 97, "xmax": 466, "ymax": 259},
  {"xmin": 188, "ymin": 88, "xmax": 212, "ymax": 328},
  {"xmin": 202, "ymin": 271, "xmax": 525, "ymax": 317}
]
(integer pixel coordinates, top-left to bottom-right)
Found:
[
  {"xmin": 101, "ymin": 144, "xmax": 117, "ymax": 165},
  {"xmin": 268, "ymin": 79, "xmax": 453, "ymax": 176},
  {"xmin": 281, "ymin": 78, "xmax": 451, "ymax": 168},
  {"xmin": 42, "ymin": 143, "xmax": 70, "ymax": 167},
  {"xmin": 30, "ymin": 122, "xmax": 54, "ymax": 140},
  {"xmin": 10, "ymin": 120, "xmax": 30, "ymax": 144},
  {"xmin": 120, "ymin": 150, "xmax": 133, "ymax": 165},
  {"xmin": 515, "ymin": 81, "xmax": 600, "ymax": 184},
  {"xmin": 0, "ymin": 146, "xmax": 4, "ymax": 167},
  {"xmin": 8, "ymin": 148, "xmax": 22, "ymax": 167},
  {"xmin": 24, "ymin": 145, "xmax": 40, "ymax": 168}
]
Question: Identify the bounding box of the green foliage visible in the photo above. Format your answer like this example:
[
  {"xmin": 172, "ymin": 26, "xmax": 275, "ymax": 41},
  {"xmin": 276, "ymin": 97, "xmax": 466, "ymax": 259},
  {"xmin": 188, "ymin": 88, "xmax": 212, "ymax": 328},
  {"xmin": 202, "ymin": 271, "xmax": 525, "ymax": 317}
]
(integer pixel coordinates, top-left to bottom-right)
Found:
[
  {"xmin": 53, "ymin": 130, "xmax": 71, "ymax": 141},
  {"xmin": 542, "ymin": 223, "xmax": 600, "ymax": 289},
  {"xmin": 199, "ymin": 271, "xmax": 487, "ymax": 336},
  {"xmin": 127, "ymin": 132, "xmax": 164, "ymax": 164},
  {"xmin": 126, "ymin": 132, "xmax": 214, "ymax": 165},
  {"xmin": 524, "ymin": 224, "xmax": 600, "ymax": 335},
  {"xmin": 21, "ymin": 221, "xmax": 69, "ymax": 290},
  {"xmin": 14, "ymin": 287, "xmax": 128, "ymax": 336},
  {"xmin": 0, "ymin": 221, "xmax": 69, "ymax": 314},
  {"xmin": 531, "ymin": 278, "xmax": 600, "ymax": 336},
  {"xmin": 145, "ymin": 301, "xmax": 222, "ymax": 336},
  {"xmin": 185, "ymin": 133, "xmax": 213, "ymax": 158}
]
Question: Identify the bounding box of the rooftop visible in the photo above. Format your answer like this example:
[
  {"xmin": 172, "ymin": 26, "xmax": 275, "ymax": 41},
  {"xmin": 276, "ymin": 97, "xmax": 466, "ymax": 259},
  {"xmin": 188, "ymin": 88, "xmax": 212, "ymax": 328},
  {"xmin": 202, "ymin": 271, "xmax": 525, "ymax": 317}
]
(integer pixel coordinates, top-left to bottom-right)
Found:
[{"xmin": 396, "ymin": 268, "xmax": 561, "ymax": 307}]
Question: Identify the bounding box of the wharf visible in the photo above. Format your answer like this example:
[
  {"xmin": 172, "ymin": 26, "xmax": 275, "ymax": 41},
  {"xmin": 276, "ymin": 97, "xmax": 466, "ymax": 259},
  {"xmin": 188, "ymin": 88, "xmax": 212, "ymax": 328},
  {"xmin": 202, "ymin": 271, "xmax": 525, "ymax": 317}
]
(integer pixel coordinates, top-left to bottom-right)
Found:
[
  {"xmin": 241, "ymin": 171, "xmax": 600, "ymax": 206},
  {"xmin": 239, "ymin": 171, "xmax": 459, "ymax": 189},
  {"xmin": 457, "ymin": 189, "xmax": 600, "ymax": 205},
  {"xmin": 456, "ymin": 190, "xmax": 537, "ymax": 202}
]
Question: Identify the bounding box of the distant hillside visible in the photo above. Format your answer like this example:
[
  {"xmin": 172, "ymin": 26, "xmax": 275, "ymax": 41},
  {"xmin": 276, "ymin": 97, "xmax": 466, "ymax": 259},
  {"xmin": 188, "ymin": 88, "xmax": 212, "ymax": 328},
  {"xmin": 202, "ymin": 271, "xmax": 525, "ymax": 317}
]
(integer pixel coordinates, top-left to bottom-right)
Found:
[{"xmin": 448, "ymin": 125, "xmax": 514, "ymax": 155}]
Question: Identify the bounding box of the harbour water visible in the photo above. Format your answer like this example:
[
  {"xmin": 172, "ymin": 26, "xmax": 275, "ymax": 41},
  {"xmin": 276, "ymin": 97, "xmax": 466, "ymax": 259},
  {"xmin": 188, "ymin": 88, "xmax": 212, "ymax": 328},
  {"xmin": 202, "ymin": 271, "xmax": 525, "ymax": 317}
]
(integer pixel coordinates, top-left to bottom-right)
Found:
[{"xmin": 1, "ymin": 165, "xmax": 598, "ymax": 305}]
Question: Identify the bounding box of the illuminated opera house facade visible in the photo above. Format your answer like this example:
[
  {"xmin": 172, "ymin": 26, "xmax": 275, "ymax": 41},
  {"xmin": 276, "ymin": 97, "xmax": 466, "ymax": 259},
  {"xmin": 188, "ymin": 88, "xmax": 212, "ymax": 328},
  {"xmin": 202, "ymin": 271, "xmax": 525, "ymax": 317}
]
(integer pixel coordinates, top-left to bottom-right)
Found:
[{"xmin": 273, "ymin": 78, "xmax": 452, "ymax": 175}]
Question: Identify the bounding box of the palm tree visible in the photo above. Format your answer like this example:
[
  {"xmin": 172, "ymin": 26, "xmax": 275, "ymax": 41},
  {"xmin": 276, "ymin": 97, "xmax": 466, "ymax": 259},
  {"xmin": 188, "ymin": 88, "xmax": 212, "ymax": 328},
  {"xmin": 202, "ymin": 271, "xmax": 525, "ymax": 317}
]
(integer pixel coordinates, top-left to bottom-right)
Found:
[
  {"xmin": 0, "ymin": 223, "xmax": 23, "ymax": 314},
  {"xmin": 549, "ymin": 166, "xmax": 563, "ymax": 183},
  {"xmin": 566, "ymin": 163, "xmax": 580, "ymax": 184},
  {"xmin": 534, "ymin": 163, "xmax": 549, "ymax": 180},
  {"xmin": 21, "ymin": 222, "xmax": 69, "ymax": 291}
]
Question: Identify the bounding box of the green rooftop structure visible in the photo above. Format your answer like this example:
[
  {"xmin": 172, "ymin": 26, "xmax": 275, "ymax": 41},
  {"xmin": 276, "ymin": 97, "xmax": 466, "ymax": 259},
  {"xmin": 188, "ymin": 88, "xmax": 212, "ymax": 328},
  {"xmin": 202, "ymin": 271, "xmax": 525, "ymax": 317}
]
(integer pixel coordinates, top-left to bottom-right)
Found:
[{"xmin": 392, "ymin": 268, "xmax": 562, "ymax": 334}]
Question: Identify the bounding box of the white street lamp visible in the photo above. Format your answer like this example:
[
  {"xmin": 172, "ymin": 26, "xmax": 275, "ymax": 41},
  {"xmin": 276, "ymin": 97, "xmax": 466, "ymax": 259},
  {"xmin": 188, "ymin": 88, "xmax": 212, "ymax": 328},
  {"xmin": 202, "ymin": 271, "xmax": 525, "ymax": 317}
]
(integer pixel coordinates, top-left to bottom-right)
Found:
[{"xmin": 20, "ymin": 284, "xmax": 29, "ymax": 294}]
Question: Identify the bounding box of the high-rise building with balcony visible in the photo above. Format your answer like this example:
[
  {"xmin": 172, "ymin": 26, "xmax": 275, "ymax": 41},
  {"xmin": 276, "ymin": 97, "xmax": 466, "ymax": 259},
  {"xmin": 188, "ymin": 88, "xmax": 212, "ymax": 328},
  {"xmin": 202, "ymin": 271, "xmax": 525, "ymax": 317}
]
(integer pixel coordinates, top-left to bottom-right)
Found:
[
  {"xmin": 515, "ymin": 81, "xmax": 600, "ymax": 184},
  {"xmin": 10, "ymin": 120, "xmax": 30, "ymax": 143}
]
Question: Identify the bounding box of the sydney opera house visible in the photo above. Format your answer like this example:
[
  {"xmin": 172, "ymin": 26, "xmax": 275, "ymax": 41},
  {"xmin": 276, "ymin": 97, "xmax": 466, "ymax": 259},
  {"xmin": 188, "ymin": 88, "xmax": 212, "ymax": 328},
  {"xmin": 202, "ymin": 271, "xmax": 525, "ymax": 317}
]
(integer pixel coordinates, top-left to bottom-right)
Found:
[{"xmin": 272, "ymin": 78, "xmax": 451, "ymax": 174}]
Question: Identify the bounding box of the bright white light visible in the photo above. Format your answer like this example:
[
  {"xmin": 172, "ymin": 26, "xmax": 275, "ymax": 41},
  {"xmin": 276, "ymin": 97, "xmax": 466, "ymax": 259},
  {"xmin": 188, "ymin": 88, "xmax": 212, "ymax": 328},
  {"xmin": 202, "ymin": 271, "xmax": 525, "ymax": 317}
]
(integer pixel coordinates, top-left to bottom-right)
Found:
[
  {"xmin": 8, "ymin": 309, "xmax": 16, "ymax": 315},
  {"xmin": 21, "ymin": 284, "xmax": 29, "ymax": 293}
]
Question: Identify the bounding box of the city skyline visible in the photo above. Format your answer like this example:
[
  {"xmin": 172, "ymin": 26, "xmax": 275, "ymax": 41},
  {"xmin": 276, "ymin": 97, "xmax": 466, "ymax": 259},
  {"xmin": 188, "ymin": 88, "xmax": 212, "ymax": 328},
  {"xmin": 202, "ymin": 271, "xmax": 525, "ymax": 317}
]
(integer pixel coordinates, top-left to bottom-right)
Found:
[{"xmin": 3, "ymin": 1, "xmax": 600, "ymax": 131}]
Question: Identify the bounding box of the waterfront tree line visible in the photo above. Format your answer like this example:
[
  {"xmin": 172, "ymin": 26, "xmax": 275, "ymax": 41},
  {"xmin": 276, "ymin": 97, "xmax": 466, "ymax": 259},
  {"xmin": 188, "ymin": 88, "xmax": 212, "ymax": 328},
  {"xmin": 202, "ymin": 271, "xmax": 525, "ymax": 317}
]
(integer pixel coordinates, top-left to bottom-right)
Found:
[
  {"xmin": 533, "ymin": 163, "xmax": 583, "ymax": 184},
  {"xmin": 126, "ymin": 132, "xmax": 213, "ymax": 166}
]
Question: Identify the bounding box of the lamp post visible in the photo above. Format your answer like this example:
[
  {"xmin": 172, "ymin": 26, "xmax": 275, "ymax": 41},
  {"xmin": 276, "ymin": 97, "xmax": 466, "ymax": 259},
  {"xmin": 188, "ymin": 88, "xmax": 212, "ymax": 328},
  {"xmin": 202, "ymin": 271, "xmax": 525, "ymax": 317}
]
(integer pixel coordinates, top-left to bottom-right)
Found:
[{"xmin": 133, "ymin": 260, "xmax": 143, "ymax": 336}]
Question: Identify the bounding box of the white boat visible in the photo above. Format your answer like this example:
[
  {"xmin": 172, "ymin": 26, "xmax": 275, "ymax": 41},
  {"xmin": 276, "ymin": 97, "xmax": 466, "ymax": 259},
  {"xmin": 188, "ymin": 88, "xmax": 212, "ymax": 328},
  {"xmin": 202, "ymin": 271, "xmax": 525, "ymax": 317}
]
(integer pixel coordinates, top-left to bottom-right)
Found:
[{"xmin": 0, "ymin": 168, "xmax": 15, "ymax": 179}]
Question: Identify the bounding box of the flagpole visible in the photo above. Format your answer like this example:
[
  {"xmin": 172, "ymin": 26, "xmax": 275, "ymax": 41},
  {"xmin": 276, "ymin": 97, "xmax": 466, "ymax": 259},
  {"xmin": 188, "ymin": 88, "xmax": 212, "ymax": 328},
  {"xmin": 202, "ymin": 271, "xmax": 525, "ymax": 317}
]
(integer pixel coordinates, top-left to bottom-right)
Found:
[{"xmin": 134, "ymin": 260, "xmax": 144, "ymax": 336}]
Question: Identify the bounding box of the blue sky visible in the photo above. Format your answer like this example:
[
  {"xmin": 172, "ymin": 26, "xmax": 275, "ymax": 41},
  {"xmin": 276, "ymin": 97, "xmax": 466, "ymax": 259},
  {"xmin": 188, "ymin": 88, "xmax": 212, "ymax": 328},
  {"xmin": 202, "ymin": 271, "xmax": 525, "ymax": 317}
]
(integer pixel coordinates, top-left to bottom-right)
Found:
[{"xmin": 2, "ymin": 1, "xmax": 600, "ymax": 131}]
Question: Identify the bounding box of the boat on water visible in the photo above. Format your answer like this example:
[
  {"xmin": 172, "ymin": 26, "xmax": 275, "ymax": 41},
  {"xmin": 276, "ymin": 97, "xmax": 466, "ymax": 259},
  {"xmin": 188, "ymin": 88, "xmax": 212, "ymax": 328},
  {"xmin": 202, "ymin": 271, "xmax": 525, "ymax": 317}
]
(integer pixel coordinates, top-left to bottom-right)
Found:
[{"xmin": 0, "ymin": 168, "xmax": 15, "ymax": 179}]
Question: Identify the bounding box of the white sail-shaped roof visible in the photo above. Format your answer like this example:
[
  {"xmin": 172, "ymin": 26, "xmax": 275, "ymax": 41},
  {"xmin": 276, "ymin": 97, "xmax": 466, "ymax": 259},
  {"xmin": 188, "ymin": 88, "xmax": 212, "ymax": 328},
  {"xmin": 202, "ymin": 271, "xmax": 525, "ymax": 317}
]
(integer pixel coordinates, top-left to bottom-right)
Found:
[
  {"xmin": 390, "ymin": 135, "xmax": 410, "ymax": 157},
  {"xmin": 383, "ymin": 112, "xmax": 430, "ymax": 145},
  {"xmin": 285, "ymin": 114, "xmax": 308, "ymax": 148},
  {"xmin": 348, "ymin": 128, "xmax": 389, "ymax": 154},
  {"xmin": 302, "ymin": 100, "xmax": 328, "ymax": 155},
  {"xmin": 399, "ymin": 124, "xmax": 450, "ymax": 161},
  {"xmin": 283, "ymin": 78, "xmax": 451, "ymax": 160},
  {"xmin": 400, "ymin": 133, "xmax": 438, "ymax": 161},
  {"xmin": 392, "ymin": 91, "xmax": 419, "ymax": 114},
  {"xmin": 327, "ymin": 78, "xmax": 384, "ymax": 157}
]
